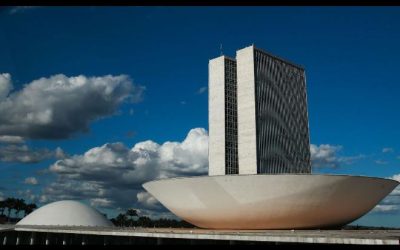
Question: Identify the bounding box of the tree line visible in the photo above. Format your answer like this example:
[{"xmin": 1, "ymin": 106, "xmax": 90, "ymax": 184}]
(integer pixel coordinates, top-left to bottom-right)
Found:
[
  {"xmin": 0, "ymin": 197, "xmax": 37, "ymax": 223},
  {"xmin": 110, "ymin": 208, "xmax": 195, "ymax": 228}
]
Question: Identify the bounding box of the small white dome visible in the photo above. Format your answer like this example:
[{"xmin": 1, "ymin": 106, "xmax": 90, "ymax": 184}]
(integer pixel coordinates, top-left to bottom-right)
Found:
[{"xmin": 17, "ymin": 200, "xmax": 113, "ymax": 227}]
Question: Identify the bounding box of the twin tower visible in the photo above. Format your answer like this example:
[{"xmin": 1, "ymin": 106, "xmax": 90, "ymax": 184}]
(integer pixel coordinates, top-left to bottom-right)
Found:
[{"xmin": 208, "ymin": 45, "xmax": 311, "ymax": 176}]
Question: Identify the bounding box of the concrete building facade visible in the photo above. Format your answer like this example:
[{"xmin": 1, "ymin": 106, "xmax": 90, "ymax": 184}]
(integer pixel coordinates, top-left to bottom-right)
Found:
[{"xmin": 209, "ymin": 45, "xmax": 311, "ymax": 175}]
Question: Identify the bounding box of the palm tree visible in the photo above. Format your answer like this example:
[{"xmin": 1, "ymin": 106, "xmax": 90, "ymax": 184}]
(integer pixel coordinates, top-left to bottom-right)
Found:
[
  {"xmin": 115, "ymin": 213, "xmax": 128, "ymax": 227},
  {"xmin": 137, "ymin": 216, "xmax": 152, "ymax": 227},
  {"xmin": 4, "ymin": 198, "xmax": 16, "ymax": 222},
  {"xmin": 14, "ymin": 199, "xmax": 26, "ymax": 219},
  {"xmin": 23, "ymin": 203, "xmax": 37, "ymax": 217},
  {"xmin": 125, "ymin": 209, "xmax": 138, "ymax": 227},
  {"xmin": 0, "ymin": 200, "xmax": 6, "ymax": 216}
]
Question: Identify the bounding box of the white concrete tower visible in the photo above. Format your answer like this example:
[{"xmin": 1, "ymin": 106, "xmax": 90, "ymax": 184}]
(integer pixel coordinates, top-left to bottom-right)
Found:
[
  {"xmin": 208, "ymin": 56, "xmax": 226, "ymax": 176},
  {"xmin": 236, "ymin": 45, "xmax": 258, "ymax": 174},
  {"xmin": 208, "ymin": 55, "xmax": 238, "ymax": 176}
]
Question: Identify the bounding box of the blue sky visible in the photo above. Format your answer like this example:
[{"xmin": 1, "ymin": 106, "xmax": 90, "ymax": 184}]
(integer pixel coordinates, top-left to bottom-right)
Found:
[{"xmin": 0, "ymin": 6, "xmax": 399, "ymax": 227}]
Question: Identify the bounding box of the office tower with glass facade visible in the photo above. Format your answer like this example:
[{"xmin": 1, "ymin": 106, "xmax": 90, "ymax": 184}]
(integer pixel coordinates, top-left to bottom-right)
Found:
[{"xmin": 209, "ymin": 45, "xmax": 311, "ymax": 176}]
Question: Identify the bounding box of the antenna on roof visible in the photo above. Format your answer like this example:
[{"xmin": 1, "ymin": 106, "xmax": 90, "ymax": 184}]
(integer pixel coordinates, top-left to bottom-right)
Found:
[{"xmin": 220, "ymin": 44, "xmax": 223, "ymax": 56}]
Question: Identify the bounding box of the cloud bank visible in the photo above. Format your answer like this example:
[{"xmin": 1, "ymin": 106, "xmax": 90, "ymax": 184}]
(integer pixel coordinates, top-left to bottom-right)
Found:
[
  {"xmin": 24, "ymin": 177, "xmax": 38, "ymax": 185},
  {"xmin": 373, "ymin": 174, "xmax": 400, "ymax": 214},
  {"xmin": 0, "ymin": 136, "xmax": 25, "ymax": 144},
  {"xmin": 0, "ymin": 141, "xmax": 67, "ymax": 164},
  {"xmin": 0, "ymin": 73, "xmax": 144, "ymax": 140},
  {"xmin": 0, "ymin": 144, "xmax": 54, "ymax": 164},
  {"xmin": 41, "ymin": 128, "xmax": 208, "ymax": 211}
]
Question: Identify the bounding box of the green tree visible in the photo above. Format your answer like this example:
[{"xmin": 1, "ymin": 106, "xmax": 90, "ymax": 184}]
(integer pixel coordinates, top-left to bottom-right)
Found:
[
  {"xmin": 14, "ymin": 199, "xmax": 26, "ymax": 219},
  {"xmin": 125, "ymin": 208, "xmax": 138, "ymax": 227},
  {"xmin": 4, "ymin": 198, "xmax": 16, "ymax": 221},
  {"xmin": 115, "ymin": 213, "xmax": 128, "ymax": 227},
  {"xmin": 0, "ymin": 200, "xmax": 6, "ymax": 216},
  {"xmin": 137, "ymin": 216, "xmax": 152, "ymax": 227},
  {"xmin": 23, "ymin": 203, "xmax": 37, "ymax": 217}
]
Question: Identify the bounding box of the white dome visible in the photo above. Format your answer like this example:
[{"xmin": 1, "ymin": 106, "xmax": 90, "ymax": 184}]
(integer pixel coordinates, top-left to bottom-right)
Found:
[{"xmin": 17, "ymin": 200, "xmax": 113, "ymax": 227}]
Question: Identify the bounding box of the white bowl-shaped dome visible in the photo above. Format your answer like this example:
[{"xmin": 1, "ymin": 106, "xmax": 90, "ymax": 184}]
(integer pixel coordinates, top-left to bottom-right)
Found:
[
  {"xmin": 143, "ymin": 174, "xmax": 399, "ymax": 229},
  {"xmin": 17, "ymin": 200, "xmax": 113, "ymax": 227}
]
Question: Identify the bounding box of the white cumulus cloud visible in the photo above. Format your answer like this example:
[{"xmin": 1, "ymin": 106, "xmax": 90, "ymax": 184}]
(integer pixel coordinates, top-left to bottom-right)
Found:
[
  {"xmin": 375, "ymin": 160, "xmax": 388, "ymax": 165},
  {"xmin": 90, "ymin": 198, "xmax": 115, "ymax": 208},
  {"xmin": 382, "ymin": 147, "xmax": 394, "ymax": 153},
  {"xmin": 0, "ymin": 73, "xmax": 13, "ymax": 100},
  {"xmin": 41, "ymin": 128, "xmax": 208, "ymax": 211},
  {"xmin": 197, "ymin": 86, "xmax": 207, "ymax": 94},
  {"xmin": 310, "ymin": 144, "xmax": 364, "ymax": 169},
  {"xmin": 0, "ymin": 73, "xmax": 144, "ymax": 140},
  {"xmin": 0, "ymin": 144, "xmax": 53, "ymax": 163},
  {"xmin": 0, "ymin": 143, "xmax": 67, "ymax": 164},
  {"xmin": 17, "ymin": 189, "xmax": 39, "ymax": 203},
  {"xmin": 372, "ymin": 205, "xmax": 399, "ymax": 213},
  {"xmin": 137, "ymin": 191, "xmax": 161, "ymax": 209},
  {"xmin": 372, "ymin": 174, "xmax": 400, "ymax": 214},
  {"xmin": 0, "ymin": 136, "xmax": 24, "ymax": 144},
  {"xmin": 24, "ymin": 177, "xmax": 38, "ymax": 185},
  {"xmin": 54, "ymin": 147, "xmax": 67, "ymax": 159}
]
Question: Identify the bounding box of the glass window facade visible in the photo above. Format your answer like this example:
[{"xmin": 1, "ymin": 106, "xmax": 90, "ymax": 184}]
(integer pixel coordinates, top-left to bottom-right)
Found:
[
  {"xmin": 224, "ymin": 58, "xmax": 238, "ymax": 175},
  {"xmin": 253, "ymin": 48, "xmax": 311, "ymax": 174}
]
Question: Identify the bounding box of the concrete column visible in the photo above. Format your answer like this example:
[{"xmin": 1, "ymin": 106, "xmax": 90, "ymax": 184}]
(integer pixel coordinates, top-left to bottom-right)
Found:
[
  {"xmin": 2, "ymin": 235, "xmax": 7, "ymax": 245},
  {"xmin": 45, "ymin": 233, "xmax": 50, "ymax": 245},
  {"xmin": 208, "ymin": 56, "xmax": 227, "ymax": 176},
  {"xmin": 62, "ymin": 234, "xmax": 67, "ymax": 245},
  {"xmin": 30, "ymin": 232, "xmax": 35, "ymax": 245},
  {"xmin": 103, "ymin": 236, "xmax": 107, "ymax": 246},
  {"xmin": 81, "ymin": 235, "xmax": 86, "ymax": 245},
  {"xmin": 15, "ymin": 233, "xmax": 20, "ymax": 245}
]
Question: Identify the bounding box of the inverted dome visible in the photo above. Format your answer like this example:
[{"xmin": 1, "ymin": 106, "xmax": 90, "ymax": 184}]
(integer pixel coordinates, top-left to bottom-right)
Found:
[
  {"xmin": 17, "ymin": 200, "xmax": 113, "ymax": 227},
  {"xmin": 143, "ymin": 174, "xmax": 399, "ymax": 229}
]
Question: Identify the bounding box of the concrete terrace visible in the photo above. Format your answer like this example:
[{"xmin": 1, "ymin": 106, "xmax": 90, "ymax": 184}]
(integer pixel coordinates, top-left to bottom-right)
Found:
[{"xmin": 1, "ymin": 225, "xmax": 399, "ymax": 245}]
